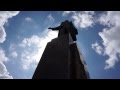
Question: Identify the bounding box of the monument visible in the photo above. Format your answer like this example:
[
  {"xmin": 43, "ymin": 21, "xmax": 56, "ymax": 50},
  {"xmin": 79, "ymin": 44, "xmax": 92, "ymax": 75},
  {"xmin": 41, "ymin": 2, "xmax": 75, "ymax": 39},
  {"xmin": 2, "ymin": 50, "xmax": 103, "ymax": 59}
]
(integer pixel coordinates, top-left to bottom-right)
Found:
[{"xmin": 32, "ymin": 20, "xmax": 90, "ymax": 79}]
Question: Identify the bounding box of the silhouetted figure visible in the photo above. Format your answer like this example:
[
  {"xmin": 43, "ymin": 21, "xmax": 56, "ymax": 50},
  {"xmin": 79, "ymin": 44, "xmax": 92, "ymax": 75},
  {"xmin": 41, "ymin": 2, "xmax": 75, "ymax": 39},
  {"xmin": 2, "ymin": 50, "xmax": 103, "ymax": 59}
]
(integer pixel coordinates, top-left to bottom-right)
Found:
[
  {"xmin": 48, "ymin": 20, "xmax": 78, "ymax": 41},
  {"xmin": 32, "ymin": 20, "xmax": 89, "ymax": 79}
]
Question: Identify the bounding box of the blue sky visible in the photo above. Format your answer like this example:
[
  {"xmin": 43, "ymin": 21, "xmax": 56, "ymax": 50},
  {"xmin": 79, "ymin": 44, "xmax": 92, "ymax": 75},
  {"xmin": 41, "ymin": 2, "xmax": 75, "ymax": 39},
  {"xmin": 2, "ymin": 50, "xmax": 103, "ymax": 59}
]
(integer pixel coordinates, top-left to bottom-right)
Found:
[{"xmin": 0, "ymin": 11, "xmax": 120, "ymax": 79}]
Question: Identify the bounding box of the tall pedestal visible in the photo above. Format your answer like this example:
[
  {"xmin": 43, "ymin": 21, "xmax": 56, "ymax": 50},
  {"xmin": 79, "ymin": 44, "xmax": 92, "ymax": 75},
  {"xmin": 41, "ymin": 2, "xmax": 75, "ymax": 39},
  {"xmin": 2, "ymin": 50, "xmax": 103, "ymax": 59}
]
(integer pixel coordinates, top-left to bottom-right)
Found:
[{"xmin": 32, "ymin": 34, "xmax": 89, "ymax": 79}]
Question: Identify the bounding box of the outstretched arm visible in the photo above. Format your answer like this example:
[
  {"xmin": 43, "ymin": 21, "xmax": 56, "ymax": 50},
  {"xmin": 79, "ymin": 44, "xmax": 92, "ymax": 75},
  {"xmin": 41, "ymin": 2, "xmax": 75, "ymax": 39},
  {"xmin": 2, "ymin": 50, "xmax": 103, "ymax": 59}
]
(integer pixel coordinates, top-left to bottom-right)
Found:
[{"xmin": 48, "ymin": 26, "xmax": 61, "ymax": 31}]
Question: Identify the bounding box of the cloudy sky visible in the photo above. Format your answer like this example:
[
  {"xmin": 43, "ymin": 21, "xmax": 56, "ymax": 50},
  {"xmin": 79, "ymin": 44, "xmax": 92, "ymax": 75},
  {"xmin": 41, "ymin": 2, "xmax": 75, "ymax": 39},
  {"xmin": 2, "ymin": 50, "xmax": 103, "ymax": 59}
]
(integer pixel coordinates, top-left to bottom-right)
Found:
[{"xmin": 0, "ymin": 11, "xmax": 120, "ymax": 79}]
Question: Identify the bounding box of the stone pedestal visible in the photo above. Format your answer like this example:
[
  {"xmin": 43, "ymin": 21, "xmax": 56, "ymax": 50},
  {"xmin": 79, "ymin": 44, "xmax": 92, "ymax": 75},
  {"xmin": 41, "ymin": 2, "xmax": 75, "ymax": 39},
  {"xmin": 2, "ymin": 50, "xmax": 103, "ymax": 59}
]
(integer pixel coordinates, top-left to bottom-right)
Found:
[
  {"xmin": 32, "ymin": 34, "xmax": 69, "ymax": 79},
  {"xmin": 69, "ymin": 43, "xmax": 88, "ymax": 79},
  {"xmin": 32, "ymin": 33, "xmax": 89, "ymax": 79}
]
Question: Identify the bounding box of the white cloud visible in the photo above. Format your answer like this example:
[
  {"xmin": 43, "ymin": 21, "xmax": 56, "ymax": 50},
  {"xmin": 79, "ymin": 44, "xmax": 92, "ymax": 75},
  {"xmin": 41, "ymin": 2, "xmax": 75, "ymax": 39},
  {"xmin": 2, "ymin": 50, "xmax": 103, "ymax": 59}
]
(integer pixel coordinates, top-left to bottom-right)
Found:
[
  {"xmin": 9, "ymin": 44, "xmax": 18, "ymax": 58},
  {"xmin": 0, "ymin": 48, "xmax": 13, "ymax": 79},
  {"xmin": 92, "ymin": 42, "xmax": 103, "ymax": 55},
  {"xmin": 10, "ymin": 51, "xmax": 18, "ymax": 58},
  {"xmin": 62, "ymin": 11, "xmax": 75, "ymax": 16},
  {"xmin": 0, "ymin": 48, "xmax": 8, "ymax": 62},
  {"xmin": 9, "ymin": 43, "xmax": 16, "ymax": 51},
  {"xmin": 0, "ymin": 11, "xmax": 19, "ymax": 43},
  {"xmin": 25, "ymin": 17, "xmax": 33, "ymax": 22},
  {"xmin": 47, "ymin": 14, "xmax": 55, "ymax": 21},
  {"xmin": 0, "ymin": 27, "xmax": 6, "ymax": 43},
  {"xmin": 24, "ymin": 17, "xmax": 38, "ymax": 29},
  {"xmin": 62, "ymin": 11, "xmax": 95, "ymax": 28},
  {"xmin": 0, "ymin": 62, "xmax": 13, "ymax": 79},
  {"xmin": 0, "ymin": 11, "xmax": 19, "ymax": 27},
  {"xmin": 72, "ymin": 11, "xmax": 95, "ymax": 28},
  {"xmin": 98, "ymin": 12, "xmax": 120, "ymax": 27},
  {"xmin": 93, "ymin": 11, "xmax": 120, "ymax": 69},
  {"xmin": 19, "ymin": 29, "xmax": 58, "ymax": 70}
]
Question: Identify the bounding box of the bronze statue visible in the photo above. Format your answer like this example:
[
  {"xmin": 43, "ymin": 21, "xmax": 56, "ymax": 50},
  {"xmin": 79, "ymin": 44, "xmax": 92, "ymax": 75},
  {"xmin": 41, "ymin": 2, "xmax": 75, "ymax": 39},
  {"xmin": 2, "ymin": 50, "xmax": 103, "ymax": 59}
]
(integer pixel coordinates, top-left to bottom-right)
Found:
[{"xmin": 48, "ymin": 20, "xmax": 78, "ymax": 41}]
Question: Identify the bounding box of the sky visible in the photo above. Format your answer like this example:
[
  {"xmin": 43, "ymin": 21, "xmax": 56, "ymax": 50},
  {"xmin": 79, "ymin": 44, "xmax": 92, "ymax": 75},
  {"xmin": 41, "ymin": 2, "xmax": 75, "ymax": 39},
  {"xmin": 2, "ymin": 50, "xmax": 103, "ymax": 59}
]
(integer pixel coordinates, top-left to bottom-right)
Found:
[{"xmin": 0, "ymin": 11, "xmax": 120, "ymax": 79}]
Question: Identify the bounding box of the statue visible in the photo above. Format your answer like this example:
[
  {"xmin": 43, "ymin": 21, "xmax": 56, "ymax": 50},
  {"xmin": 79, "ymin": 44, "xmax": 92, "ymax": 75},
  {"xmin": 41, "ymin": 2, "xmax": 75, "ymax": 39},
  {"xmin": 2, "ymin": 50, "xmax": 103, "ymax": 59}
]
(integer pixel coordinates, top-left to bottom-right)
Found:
[
  {"xmin": 32, "ymin": 20, "xmax": 89, "ymax": 79},
  {"xmin": 48, "ymin": 20, "xmax": 78, "ymax": 41}
]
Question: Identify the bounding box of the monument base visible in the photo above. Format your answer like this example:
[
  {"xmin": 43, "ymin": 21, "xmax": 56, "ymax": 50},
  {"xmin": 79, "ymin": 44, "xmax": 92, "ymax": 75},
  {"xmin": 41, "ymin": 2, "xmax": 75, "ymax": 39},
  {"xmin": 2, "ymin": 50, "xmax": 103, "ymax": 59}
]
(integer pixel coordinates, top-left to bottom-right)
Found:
[
  {"xmin": 32, "ymin": 34, "xmax": 69, "ymax": 79},
  {"xmin": 32, "ymin": 34, "xmax": 88, "ymax": 79}
]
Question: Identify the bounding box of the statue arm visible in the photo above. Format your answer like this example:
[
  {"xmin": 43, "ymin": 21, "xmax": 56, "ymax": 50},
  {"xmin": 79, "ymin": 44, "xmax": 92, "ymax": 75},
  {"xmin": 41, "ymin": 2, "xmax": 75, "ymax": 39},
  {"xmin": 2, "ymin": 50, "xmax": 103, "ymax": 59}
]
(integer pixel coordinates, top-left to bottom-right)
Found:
[{"xmin": 48, "ymin": 26, "xmax": 62, "ymax": 31}]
